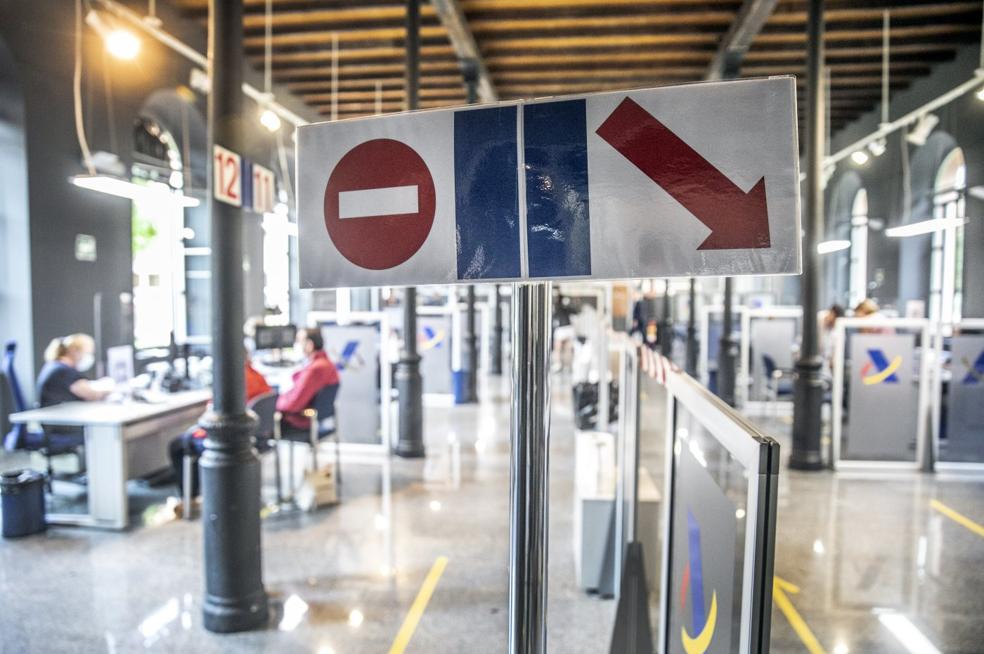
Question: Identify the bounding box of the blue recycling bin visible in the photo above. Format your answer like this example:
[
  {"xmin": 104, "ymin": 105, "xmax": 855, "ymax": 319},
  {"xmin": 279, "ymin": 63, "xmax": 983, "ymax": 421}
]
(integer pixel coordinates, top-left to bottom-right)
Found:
[
  {"xmin": 452, "ymin": 370, "xmax": 469, "ymax": 404},
  {"xmin": 1, "ymin": 469, "xmax": 46, "ymax": 538}
]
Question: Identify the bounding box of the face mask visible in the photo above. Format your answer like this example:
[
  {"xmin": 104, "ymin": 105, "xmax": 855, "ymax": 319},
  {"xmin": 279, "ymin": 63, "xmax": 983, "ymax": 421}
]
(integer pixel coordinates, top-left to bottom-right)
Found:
[{"xmin": 77, "ymin": 353, "xmax": 95, "ymax": 372}]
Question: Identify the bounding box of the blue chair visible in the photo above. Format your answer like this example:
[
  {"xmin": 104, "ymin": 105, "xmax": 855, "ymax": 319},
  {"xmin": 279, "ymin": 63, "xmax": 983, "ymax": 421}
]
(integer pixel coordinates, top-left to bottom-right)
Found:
[
  {"xmin": 2, "ymin": 341, "xmax": 85, "ymax": 484},
  {"xmin": 273, "ymin": 384, "xmax": 341, "ymax": 505},
  {"xmin": 762, "ymin": 353, "xmax": 794, "ymax": 414}
]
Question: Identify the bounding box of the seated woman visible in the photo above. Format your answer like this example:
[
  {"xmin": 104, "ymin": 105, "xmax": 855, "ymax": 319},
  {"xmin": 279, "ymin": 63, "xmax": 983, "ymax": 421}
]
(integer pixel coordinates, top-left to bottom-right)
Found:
[
  {"xmin": 37, "ymin": 334, "xmax": 111, "ymax": 407},
  {"xmin": 35, "ymin": 333, "xmax": 112, "ymax": 449}
]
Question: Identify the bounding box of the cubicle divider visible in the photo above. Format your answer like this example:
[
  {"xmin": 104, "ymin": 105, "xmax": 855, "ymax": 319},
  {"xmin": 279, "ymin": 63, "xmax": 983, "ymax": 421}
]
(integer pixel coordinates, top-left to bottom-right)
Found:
[
  {"xmin": 832, "ymin": 317, "xmax": 931, "ymax": 471},
  {"xmin": 738, "ymin": 306, "xmax": 802, "ymax": 413},
  {"xmin": 559, "ymin": 282, "xmax": 613, "ymax": 432},
  {"xmin": 607, "ymin": 347, "xmax": 779, "ymax": 653},
  {"xmin": 698, "ymin": 305, "xmax": 748, "ymax": 394},
  {"xmin": 932, "ymin": 319, "xmax": 984, "ymax": 472},
  {"xmin": 309, "ymin": 311, "xmax": 392, "ymax": 457}
]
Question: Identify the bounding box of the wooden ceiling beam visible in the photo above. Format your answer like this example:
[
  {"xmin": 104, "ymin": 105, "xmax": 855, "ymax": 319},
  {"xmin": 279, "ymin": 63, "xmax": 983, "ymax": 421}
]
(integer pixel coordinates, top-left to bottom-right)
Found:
[
  {"xmin": 243, "ymin": 26, "xmax": 449, "ymax": 49},
  {"xmin": 241, "ymin": 5, "xmax": 436, "ymax": 30},
  {"xmin": 460, "ymin": 0, "xmax": 741, "ymax": 9},
  {"xmin": 301, "ymin": 89, "xmax": 466, "ymax": 102},
  {"xmin": 756, "ymin": 23, "xmax": 979, "ymax": 44},
  {"xmin": 768, "ymin": 2, "xmax": 981, "ymax": 26},
  {"xmin": 315, "ymin": 99, "xmax": 461, "ymax": 113},
  {"xmin": 286, "ymin": 76, "xmax": 464, "ymax": 91},
  {"xmin": 254, "ymin": 46, "xmax": 456, "ymax": 66},
  {"xmin": 481, "ymin": 34, "xmax": 720, "ymax": 54},
  {"xmin": 274, "ymin": 63, "xmax": 460, "ymax": 82},
  {"xmin": 467, "ymin": 12, "xmax": 737, "ymax": 34}
]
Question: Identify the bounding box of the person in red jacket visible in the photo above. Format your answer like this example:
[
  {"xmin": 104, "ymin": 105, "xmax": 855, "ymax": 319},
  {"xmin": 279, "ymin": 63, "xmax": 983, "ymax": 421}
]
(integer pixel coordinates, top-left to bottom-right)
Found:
[
  {"xmin": 169, "ymin": 347, "xmax": 272, "ymax": 497},
  {"xmin": 276, "ymin": 328, "xmax": 339, "ymax": 430}
]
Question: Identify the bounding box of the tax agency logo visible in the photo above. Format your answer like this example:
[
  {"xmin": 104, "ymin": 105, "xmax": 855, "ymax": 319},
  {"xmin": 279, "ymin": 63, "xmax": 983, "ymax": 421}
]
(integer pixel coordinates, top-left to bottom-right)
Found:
[
  {"xmin": 860, "ymin": 348, "xmax": 902, "ymax": 386},
  {"xmin": 419, "ymin": 325, "xmax": 446, "ymax": 352},
  {"xmin": 961, "ymin": 350, "xmax": 984, "ymax": 385},
  {"xmin": 332, "ymin": 340, "xmax": 365, "ymax": 372},
  {"xmin": 679, "ymin": 510, "xmax": 718, "ymax": 654}
]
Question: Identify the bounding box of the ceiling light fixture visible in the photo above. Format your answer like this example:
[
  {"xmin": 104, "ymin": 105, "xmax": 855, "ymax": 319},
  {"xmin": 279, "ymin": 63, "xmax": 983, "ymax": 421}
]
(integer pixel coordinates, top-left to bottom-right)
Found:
[
  {"xmin": 70, "ymin": 174, "xmax": 199, "ymax": 207},
  {"xmin": 817, "ymin": 239, "xmax": 851, "ymax": 254},
  {"xmin": 259, "ymin": 107, "xmax": 281, "ymax": 132},
  {"xmin": 86, "ymin": 10, "xmax": 140, "ymax": 60},
  {"xmin": 850, "ymin": 150, "xmax": 870, "ymax": 166},
  {"xmin": 885, "ymin": 217, "xmax": 966, "ymax": 238},
  {"xmin": 868, "ymin": 138, "xmax": 887, "ymax": 157},
  {"xmin": 906, "ymin": 113, "xmax": 939, "ymax": 146}
]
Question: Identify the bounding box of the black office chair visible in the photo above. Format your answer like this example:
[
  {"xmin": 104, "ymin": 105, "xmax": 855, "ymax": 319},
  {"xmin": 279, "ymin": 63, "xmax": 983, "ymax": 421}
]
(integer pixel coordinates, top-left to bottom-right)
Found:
[
  {"xmin": 181, "ymin": 390, "xmax": 280, "ymax": 519},
  {"xmin": 273, "ymin": 384, "xmax": 341, "ymax": 505},
  {"xmin": 2, "ymin": 341, "xmax": 85, "ymax": 487}
]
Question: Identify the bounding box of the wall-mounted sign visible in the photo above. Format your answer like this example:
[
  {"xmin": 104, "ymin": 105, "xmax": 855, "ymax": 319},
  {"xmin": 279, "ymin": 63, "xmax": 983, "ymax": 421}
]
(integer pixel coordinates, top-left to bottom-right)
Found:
[
  {"xmin": 251, "ymin": 163, "xmax": 276, "ymax": 214},
  {"xmin": 74, "ymin": 234, "xmax": 97, "ymax": 262},
  {"xmin": 213, "ymin": 144, "xmax": 242, "ymax": 207},
  {"xmin": 297, "ymin": 77, "xmax": 801, "ymax": 289}
]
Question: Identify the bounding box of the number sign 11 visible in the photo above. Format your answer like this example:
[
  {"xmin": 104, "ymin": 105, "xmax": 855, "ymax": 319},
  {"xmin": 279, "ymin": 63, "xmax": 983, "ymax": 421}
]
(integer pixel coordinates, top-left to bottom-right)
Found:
[
  {"xmin": 252, "ymin": 163, "xmax": 276, "ymax": 214},
  {"xmin": 214, "ymin": 145, "xmax": 242, "ymax": 207}
]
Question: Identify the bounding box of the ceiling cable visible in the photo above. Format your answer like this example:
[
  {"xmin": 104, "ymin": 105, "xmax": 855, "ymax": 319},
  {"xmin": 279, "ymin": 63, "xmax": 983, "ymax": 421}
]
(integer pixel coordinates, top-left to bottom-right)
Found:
[
  {"xmin": 74, "ymin": 0, "xmax": 96, "ymax": 175},
  {"xmin": 331, "ymin": 33, "xmax": 339, "ymax": 122},
  {"xmin": 263, "ymin": 0, "xmax": 272, "ymax": 94},
  {"xmin": 881, "ymin": 10, "xmax": 890, "ymax": 126}
]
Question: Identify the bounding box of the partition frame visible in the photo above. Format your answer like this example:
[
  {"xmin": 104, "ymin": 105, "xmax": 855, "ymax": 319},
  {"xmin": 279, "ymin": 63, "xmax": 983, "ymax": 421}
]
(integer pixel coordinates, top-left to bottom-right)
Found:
[
  {"xmin": 656, "ymin": 354, "xmax": 779, "ymax": 654},
  {"xmin": 557, "ymin": 282, "xmax": 612, "ymax": 432},
  {"xmin": 932, "ymin": 318, "xmax": 984, "ymax": 473},
  {"xmin": 307, "ymin": 310, "xmax": 392, "ymax": 457},
  {"xmin": 738, "ymin": 306, "xmax": 803, "ymax": 411},
  {"xmin": 697, "ymin": 304, "xmax": 749, "ymax": 387},
  {"xmin": 831, "ymin": 317, "xmax": 930, "ymax": 471}
]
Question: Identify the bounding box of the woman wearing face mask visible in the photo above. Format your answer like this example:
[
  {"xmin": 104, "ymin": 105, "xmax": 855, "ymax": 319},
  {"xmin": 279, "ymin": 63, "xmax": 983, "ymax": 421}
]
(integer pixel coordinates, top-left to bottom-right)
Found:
[{"xmin": 37, "ymin": 334, "xmax": 112, "ymax": 407}]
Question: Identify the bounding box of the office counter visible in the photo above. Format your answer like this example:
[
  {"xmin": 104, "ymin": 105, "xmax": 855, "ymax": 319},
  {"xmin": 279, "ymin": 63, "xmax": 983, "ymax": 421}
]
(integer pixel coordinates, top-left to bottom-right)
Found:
[{"xmin": 10, "ymin": 390, "xmax": 211, "ymax": 530}]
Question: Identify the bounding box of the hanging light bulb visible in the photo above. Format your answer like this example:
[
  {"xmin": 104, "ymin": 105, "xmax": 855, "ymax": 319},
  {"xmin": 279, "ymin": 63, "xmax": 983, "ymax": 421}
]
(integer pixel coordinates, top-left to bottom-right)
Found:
[
  {"xmin": 976, "ymin": 86, "xmax": 984, "ymax": 102},
  {"xmin": 259, "ymin": 107, "xmax": 282, "ymax": 132},
  {"xmin": 86, "ymin": 11, "xmax": 140, "ymax": 60},
  {"xmin": 850, "ymin": 150, "xmax": 870, "ymax": 166}
]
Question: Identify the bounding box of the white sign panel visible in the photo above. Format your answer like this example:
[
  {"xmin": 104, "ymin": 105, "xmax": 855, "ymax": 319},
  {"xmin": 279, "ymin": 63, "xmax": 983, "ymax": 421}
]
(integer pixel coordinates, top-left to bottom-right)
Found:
[
  {"xmin": 252, "ymin": 162, "xmax": 276, "ymax": 214},
  {"xmin": 297, "ymin": 77, "xmax": 801, "ymax": 289},
  {"xmin": 213, "ymin": 144, "xmax": 242, "ymax": 207}
]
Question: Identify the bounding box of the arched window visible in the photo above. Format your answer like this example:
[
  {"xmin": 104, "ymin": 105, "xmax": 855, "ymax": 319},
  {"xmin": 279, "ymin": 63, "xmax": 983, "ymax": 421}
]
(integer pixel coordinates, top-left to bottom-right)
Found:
[
  {"xmin": 848, "ymin": 189, "xmax": 868, "ymax": 308},
  {"xmin": 930, "ymin": 148, "xmax": 966, "ymax": 324}
]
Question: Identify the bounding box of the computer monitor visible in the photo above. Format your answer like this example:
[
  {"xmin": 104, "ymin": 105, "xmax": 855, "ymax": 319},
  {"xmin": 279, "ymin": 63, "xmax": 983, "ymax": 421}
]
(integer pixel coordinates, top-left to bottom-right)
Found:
[
  {"xmin": 254, "ymin": 324, "xmax": 297, "ymax": 351},
  {"xmin": 106, "ymin": 345, "xmax": 134, "ymax": 384}
]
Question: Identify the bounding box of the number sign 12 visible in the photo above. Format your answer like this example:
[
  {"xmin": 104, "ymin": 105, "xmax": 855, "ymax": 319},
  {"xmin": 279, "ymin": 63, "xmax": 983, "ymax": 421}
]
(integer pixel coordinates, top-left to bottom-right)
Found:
[{"xmin": 214, "ymin": 145, "xmax": 242, "ymax": 207}]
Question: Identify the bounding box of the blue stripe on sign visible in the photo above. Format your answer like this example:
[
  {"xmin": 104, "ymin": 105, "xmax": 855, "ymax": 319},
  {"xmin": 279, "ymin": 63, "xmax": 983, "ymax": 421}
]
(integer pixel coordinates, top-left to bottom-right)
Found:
[
  {"xmin": 523, "ymin": 100, "xmax": 591, "ymax": 278},
  {"xmin": 454, "ymin": 105, "xmax": 521, "ymax": 280}
]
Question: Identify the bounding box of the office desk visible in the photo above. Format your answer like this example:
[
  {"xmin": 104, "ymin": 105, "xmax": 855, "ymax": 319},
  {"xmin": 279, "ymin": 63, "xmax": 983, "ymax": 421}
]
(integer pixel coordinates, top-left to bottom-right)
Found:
[{"xmin": 9, "ymin": 390, "xmax": 211, "ymax": 530}]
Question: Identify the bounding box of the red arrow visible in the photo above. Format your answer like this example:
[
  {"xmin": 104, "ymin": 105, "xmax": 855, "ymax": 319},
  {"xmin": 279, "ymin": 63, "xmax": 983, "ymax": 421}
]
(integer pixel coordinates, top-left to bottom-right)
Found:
[{"xmin": 596, "ymin": 97, "xmax": 771, "ymax": 250}]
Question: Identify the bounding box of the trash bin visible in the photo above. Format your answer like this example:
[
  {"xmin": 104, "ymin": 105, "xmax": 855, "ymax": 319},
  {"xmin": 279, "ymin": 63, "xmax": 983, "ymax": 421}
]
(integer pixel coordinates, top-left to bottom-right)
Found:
[{"xmin": 1, "ymin": 469, "xmax": 46, "ymax": 538}]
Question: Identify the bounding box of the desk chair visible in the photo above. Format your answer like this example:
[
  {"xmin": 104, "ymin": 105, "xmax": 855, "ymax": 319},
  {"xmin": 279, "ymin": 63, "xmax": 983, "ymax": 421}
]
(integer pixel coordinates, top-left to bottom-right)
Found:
[
  {"xmin": 273, "ymin": 384, "xmax": 341, "ymax": 506},
  {"xmin": 2, "ymin": 341, "xmax": 85, "ymax": 487},
  {"xmin": 762, "ymin": 353, "xmax": 794, "ymax": 415},
  {"xmin": 180, "ymin": 390, "xmax": 279, "ymax": 519}
]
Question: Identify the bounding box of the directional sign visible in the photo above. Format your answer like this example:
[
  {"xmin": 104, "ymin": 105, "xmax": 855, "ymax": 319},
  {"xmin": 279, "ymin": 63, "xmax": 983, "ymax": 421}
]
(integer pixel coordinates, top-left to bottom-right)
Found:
[{"xmin": 297, "ymin": 77, "xmax": 801, "ymax": 289}]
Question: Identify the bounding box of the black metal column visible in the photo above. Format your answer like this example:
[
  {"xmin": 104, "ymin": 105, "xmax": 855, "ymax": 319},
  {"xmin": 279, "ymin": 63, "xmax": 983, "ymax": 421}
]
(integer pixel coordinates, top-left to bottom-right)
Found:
[
  {"xmin": 462, "ymin": 60, "xmax": 479, "ymax": 403},
  {"xmin": 790, "ymin": 0, "xmax": 826, "ymax": 470},
  {"xmin": 685, "ymin": 278, "xmax": 698, "ymax": 376},
  {"xmin": 717, "ymin": 277, "xmax": 737, "ymax": 407},
  {"xmin": 491, "ymin": 284, "xmax": 504, "ymax": 375},
  {"xmin": 395, "ymin": 0, "xmax": 425, "ymax": 458},
  {"xmin": 200, "ymin": 0, "xmax": 268, "ymax": 633},
  {"xmin": 659, "ymin": 280, "xmax": 673, "ymax": 358}
]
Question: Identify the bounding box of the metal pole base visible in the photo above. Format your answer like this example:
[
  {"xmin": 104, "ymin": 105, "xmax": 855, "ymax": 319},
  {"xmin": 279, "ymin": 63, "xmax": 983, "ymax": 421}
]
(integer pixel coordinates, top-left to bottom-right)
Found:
[
  {"xmin": 394, "ymin": 355, "xmax": 425, "ymax": 458},
  {"xmin": 199, "ymin": 410, "xmax": 269, "ymax": 633},
  {"xmin": 508, "ymin": 282, "xmax": 552, "ymax": 654},
  {"xmin": 789, "ymin": 356, "xmax": 825, "ymax": 470}
]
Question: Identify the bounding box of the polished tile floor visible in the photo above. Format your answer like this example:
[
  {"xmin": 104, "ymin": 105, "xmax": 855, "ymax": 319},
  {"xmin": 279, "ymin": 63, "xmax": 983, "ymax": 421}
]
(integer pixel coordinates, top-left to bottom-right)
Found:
[{"xmin": 1, "ymin": 373, "xmax": 983, "ymax": 653}]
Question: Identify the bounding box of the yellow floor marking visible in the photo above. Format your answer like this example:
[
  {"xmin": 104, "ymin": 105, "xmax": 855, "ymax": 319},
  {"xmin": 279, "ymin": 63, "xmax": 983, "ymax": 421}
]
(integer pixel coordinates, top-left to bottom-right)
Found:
[
  {"xmin": 388, "ymin": 556, "xmax": 449, "ymax": 654},
  {"xmin": 773, "ymin": 576, "xmax": 827, "ymax": 654},
  {"xmin": 931, "ymin": 500, "xmax": 984, "ymax": 539}
]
